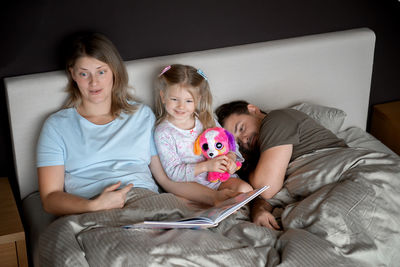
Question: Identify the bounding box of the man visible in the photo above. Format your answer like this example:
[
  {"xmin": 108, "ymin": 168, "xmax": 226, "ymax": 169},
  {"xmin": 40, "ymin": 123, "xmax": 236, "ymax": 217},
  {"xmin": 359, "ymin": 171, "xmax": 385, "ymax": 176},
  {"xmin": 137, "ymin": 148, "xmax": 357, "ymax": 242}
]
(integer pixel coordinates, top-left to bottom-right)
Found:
[{"xmin": 215, "ymin": 100, "xmax": 347, "ymax": 229}]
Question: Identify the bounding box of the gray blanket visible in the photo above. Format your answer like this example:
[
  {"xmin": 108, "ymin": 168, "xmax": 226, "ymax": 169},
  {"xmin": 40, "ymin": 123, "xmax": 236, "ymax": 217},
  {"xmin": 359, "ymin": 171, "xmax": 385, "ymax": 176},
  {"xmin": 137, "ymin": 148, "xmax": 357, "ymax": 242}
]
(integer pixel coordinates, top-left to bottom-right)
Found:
[{"xmin": 39, "ymin": 147, "xmax": 400, "ymax": 266}]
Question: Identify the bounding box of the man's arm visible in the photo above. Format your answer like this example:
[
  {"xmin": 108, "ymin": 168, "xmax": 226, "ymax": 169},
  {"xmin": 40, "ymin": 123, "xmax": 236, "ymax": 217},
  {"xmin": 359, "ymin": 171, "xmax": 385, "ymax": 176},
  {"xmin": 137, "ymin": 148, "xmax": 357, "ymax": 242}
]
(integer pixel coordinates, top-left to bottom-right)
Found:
[
  {"xmin": 248, "ymin": 144, "xmax": 292, "ymax": 200},
  {"xmin": 247, "ymin": 144, "xmax": 292, "ymax": 229}
]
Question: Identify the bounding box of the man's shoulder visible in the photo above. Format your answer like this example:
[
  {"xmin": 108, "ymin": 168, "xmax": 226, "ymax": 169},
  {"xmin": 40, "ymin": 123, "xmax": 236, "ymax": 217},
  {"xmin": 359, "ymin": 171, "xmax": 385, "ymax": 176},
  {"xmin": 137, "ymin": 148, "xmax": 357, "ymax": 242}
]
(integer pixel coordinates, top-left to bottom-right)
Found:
[
  {"xmin": 266, "ymin": 108, "xmax": 311, "ymax": 126},
  {"xmin": 264, "ymin": 108, "xmax": 303, "ymax": 123},
  {"xmin": 268, "ymin": 108, "xmax": 306, "ymax": 117},
  {"xmin": 259, "ymin": 109, "xmax": 305, "ymax": 139}
]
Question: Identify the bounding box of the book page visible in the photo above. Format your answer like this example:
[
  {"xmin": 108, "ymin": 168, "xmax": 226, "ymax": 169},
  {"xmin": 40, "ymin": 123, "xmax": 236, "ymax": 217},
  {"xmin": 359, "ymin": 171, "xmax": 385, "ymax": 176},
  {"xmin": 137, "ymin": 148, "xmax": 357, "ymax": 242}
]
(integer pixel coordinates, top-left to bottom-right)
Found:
[
  {"xmin": 194, "ymin": 186, "xmax": 269, "ymax": 223},
  {"xmin": 122, "ymin": 186, "xmax": 269, "ymax": 229}
]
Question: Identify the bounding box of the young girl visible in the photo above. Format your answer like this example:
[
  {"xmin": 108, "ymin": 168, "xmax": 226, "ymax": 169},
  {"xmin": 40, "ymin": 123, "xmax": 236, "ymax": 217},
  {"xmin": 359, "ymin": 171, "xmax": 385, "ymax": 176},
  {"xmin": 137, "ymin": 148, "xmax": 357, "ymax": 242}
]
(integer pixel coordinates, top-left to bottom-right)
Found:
[{"xmin": 154, "ymin": 64, "xmax": 252, "ymax": 197}]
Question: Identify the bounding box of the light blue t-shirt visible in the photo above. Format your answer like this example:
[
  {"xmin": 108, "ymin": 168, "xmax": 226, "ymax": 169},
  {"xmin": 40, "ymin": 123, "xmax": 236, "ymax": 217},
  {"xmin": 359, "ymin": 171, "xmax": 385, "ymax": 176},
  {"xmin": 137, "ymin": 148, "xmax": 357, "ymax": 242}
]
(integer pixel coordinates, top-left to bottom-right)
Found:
[{"xmin": 36, "ymin": 103, "xmax": 159, "ymax": 199}]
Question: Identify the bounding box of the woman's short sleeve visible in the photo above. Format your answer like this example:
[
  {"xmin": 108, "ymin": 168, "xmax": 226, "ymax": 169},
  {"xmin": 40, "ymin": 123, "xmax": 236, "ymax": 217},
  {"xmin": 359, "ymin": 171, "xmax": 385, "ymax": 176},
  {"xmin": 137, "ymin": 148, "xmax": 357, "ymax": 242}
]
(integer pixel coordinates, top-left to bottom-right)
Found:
[
  {"xmin": 150, "ymin": 127, "xmax": 158, "ymax": 156},
  {"xmin": 37, "ymin": 119, "xmax": 65, "ymax": 167}
]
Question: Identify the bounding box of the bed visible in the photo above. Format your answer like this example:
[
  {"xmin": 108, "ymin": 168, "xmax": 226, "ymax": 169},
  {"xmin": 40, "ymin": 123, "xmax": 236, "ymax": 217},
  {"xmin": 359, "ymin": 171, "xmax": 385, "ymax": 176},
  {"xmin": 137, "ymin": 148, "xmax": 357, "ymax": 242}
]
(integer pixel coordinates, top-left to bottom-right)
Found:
[{"xmin": 5, "ymin": 28, "xmax": 400, "ymax": 266}]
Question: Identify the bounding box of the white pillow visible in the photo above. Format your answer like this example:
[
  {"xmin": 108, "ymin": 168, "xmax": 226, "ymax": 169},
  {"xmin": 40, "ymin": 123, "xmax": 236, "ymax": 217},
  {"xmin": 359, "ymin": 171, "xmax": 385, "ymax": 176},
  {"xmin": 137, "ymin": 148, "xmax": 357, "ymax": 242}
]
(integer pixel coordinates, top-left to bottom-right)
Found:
[{"xmin": 290, "ymin": 102, "xmax": 347, "ymax": 133}]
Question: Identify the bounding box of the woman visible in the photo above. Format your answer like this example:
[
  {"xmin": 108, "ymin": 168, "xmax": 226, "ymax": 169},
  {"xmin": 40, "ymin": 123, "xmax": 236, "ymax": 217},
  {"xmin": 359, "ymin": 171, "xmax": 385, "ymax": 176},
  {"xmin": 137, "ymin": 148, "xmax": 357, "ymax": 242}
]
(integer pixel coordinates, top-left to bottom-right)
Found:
[{"xmin": 37, "ymin": 33, "xmax": 235, "ymax": 216}]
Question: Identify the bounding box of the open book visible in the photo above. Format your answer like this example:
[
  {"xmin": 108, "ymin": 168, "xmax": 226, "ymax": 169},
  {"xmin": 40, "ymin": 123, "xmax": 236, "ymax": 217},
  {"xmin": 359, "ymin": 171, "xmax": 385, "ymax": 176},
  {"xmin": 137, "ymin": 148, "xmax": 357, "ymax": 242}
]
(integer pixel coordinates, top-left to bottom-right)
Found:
[{"xmin": 123, "ymin": 185, "xmax": 269, "ymax": 229}]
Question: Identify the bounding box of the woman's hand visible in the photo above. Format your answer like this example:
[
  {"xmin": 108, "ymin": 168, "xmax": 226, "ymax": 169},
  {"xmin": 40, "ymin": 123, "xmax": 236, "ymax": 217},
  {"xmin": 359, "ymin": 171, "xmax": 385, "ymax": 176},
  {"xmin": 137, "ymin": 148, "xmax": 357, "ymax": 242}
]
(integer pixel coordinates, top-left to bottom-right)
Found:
[
  {"xmin": 38, "ymin": 166, "xmax": 133, "ymax": 215},
  {"xmin": 206, "ymin": 155, "xmax": 228, "ymax": 173},
  {"xmin": 214, "ymin": 188, "xmax": 239, "ymax": 205},
  {"xmin": 92, "ymin": 182, "xmax": 133, "ymax": 211}
]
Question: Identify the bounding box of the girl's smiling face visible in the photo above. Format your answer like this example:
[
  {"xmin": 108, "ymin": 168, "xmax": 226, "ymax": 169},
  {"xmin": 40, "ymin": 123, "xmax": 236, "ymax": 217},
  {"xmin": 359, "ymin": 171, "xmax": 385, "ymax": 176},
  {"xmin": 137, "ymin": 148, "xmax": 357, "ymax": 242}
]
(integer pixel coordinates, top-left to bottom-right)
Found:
[
  {"xmin": 69, "ymin": 56, "xmax": 114, "ymax": 106},
  {"xmin": 161, "ymin": 84, "xmax": 197, "ymax": 129}
]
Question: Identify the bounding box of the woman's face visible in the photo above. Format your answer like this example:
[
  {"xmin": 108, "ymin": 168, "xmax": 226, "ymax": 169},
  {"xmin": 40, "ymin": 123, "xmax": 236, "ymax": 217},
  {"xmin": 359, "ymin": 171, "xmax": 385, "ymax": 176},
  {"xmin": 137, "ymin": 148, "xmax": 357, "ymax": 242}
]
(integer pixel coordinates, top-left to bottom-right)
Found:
[{"xmin": 69, "ymin": 56, "xmax": 114, "ymax": 106}]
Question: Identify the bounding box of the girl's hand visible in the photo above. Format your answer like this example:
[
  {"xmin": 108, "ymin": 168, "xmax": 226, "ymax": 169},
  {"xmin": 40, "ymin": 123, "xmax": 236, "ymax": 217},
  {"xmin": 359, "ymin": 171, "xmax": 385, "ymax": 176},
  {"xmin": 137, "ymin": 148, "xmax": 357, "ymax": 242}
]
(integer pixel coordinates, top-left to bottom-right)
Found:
[
  {"xmin": 92, "ymin": 181, "xmax": 133, "ymax": 211},
  {"xmin": 206, "ymin": 155, "xmax": 228, "ymax": 173},
  {"xmin": 226, "ymin": 151, "xmax": 238, "ymax": 174}
]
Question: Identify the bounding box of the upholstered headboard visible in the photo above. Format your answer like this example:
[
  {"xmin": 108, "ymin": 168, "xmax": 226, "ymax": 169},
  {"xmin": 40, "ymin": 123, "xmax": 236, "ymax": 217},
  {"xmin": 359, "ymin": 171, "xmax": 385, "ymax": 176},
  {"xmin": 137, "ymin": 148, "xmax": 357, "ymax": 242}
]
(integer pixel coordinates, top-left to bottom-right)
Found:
[{"xmin": 5, "ymin": 28, "xmax": 375, "ymax": 200}]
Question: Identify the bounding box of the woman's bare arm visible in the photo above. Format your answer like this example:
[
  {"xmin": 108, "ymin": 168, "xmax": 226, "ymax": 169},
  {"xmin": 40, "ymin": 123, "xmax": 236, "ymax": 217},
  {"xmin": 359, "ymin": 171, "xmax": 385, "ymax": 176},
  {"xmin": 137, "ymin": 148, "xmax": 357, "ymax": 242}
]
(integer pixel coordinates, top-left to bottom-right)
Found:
[{"xmin": 38, "ymin": 166, "xmax": 132, "ymax": 216}]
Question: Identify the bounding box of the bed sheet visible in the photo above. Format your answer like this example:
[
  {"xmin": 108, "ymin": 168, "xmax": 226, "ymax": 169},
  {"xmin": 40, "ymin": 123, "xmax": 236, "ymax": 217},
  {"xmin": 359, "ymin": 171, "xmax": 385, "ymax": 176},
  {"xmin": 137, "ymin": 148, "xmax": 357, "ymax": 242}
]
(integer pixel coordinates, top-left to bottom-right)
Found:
[
  {"xmin": 337, "ymin": 126, "xmax": 397, "ymax": 157},
  {"xmin": 39, "ymin": 139, "xmax": 400, "ymax": 266}
]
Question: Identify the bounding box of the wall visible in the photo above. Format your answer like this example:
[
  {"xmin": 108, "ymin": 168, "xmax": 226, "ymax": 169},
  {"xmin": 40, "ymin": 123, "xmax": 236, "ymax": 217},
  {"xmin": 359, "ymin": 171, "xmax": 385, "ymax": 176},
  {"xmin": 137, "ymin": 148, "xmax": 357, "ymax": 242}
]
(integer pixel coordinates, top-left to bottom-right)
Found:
[{"xmin": 1, "ymin": 0, "xmax": 399, "ymax": 199}]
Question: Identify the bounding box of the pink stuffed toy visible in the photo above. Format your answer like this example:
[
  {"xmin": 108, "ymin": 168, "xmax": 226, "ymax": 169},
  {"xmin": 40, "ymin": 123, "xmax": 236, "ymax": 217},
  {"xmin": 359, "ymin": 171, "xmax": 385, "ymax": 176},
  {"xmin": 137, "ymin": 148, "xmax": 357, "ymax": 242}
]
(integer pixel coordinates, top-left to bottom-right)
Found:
[{"xmin": 194, "ymin": 127, "xmax": 242, "ymax": 183}]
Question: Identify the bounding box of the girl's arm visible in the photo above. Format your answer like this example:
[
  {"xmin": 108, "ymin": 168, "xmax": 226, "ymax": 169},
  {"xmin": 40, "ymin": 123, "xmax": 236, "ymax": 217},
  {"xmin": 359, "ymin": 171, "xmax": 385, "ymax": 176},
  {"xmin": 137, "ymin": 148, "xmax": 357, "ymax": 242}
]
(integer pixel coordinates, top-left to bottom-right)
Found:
[
  {"xmin": 194, "ymin": 155, "xmax": 229, "ymax": 176},
  {"xmin": 38, "ymin": 165, "xmax": 132, "ymax": 216},
  {"xmin": 150, "ymin": 155, "xmax": 237, "ymax": 205},
  {"xmin": 155, "ymin": 130, "xmax": 200, "ymax": 182}
]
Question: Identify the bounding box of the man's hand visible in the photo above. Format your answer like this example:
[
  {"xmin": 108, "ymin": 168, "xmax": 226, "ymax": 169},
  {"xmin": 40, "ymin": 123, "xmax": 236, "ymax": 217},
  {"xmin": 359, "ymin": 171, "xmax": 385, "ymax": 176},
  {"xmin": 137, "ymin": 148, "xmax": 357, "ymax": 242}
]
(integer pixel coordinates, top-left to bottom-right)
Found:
[
  {"xmin": 92, "ymin": 181, "xmax": 133, "ymax": 211},
  {"xmin": 251, "ymin": 197, "xmax": 280, "ymax": 230}
]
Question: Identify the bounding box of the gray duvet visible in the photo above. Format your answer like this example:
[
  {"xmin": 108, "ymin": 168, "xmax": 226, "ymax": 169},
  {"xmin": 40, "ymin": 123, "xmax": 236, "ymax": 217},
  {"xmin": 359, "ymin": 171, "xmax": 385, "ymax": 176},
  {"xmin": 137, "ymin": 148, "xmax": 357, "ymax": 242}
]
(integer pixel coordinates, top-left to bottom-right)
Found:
[{"xmin": 39, "ymin": 147, "xmax": 400, "ymax": 266}]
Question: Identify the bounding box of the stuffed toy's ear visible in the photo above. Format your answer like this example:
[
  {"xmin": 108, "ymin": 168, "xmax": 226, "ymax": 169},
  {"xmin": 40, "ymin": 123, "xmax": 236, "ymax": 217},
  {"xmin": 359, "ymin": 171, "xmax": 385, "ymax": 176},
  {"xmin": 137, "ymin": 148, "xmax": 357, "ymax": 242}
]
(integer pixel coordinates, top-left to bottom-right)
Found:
[
  {"xmin": 193, "ymin": 135, "xmax": 202, "ymax": 155},
  {"xmin": 224, "ymin": 129, "xmax": 236, "ymax": 152}
]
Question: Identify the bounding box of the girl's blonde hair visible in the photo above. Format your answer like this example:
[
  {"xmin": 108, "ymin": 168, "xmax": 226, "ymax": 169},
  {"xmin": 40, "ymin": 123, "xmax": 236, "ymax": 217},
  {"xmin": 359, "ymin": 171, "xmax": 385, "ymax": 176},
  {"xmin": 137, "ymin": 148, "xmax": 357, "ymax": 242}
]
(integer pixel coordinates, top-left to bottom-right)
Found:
[
  {"xmin": 64, "ymin": 32, "xmax": 137, "ymax": 117},
  {"xmin": 155, "ymin": 64, "xmax": 215, "ymax": 129}
]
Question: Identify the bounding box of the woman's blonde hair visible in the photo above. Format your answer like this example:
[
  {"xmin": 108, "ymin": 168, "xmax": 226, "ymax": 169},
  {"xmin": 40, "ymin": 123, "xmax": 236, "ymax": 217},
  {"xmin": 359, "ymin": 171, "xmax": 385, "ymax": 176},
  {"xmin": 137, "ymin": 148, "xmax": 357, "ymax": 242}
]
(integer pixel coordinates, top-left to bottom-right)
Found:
[
  {"xmin": 64, "ymin": 32, "xmax": 137, "ymax": 116},
  {"xmin": 155, "ymin": 64, "xmax": 215, "ymax": 129}
]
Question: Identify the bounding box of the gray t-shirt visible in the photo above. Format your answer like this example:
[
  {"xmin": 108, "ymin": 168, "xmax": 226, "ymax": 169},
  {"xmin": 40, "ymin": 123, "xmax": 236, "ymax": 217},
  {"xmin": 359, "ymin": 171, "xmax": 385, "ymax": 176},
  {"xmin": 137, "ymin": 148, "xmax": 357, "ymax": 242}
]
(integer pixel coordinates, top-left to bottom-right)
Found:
[{"xmin": 259, "ymin": 109, "xmax": 347, "ymax": 162}]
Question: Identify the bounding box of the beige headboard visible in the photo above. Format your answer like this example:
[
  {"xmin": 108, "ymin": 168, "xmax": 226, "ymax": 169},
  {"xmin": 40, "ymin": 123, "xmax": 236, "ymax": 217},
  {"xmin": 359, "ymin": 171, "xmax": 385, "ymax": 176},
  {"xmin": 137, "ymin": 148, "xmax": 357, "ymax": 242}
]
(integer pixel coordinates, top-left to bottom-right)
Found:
[{"xmin": 5, "ymin": 27, "xmax": 375, "ymax": 199}]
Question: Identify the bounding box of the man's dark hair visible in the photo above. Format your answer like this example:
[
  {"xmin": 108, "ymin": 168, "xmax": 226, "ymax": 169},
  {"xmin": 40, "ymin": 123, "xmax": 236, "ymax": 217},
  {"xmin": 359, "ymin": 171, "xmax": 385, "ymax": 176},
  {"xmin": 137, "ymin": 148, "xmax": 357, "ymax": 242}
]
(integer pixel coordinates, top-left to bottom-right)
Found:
[{"xmin": 215, "ymin": 100, "xmax": 250, "ymax": 126}]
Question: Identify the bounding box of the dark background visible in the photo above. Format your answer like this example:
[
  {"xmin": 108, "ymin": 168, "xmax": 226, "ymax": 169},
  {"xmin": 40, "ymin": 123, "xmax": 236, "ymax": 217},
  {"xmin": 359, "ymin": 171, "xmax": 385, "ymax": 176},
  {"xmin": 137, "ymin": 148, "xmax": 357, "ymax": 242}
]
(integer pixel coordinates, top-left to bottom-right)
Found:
[{"xmin": 1, "ymin": 1, "xmax": 399, "ymax": 203}]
